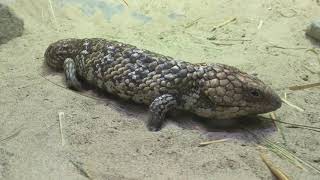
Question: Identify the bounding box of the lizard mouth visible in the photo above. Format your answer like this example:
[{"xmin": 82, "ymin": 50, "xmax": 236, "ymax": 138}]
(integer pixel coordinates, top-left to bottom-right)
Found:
[
  {"xmin": 216, "ymin": 104, "xmax": 278, "ymax": 113},
  {"xmin": 218, "ymin": 105, "xmax": 245, "ymax": 107},
  {"xmin": 216, "ymin": 104, "xmax": 249, "ymax": 109}
]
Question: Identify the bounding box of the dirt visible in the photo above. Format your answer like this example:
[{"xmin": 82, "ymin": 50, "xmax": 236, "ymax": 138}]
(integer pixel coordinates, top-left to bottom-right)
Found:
[{"xmin": 0, "ymin": 0, "xmax": 320, "ymax": 179}]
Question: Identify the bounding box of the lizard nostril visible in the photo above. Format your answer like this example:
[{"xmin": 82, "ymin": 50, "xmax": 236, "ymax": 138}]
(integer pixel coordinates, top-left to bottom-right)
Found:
[
  {"xmin": 276, "ymin": 97, "xmax": 282, "ymax": 108},
  {"xmin": 271, "ymin": 95, "xmax": 282, "ymax": 109}
]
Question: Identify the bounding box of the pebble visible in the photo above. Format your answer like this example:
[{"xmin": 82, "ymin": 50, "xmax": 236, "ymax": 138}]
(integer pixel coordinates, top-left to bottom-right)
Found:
[
  {"xmin": 300, "ymin": 74, "xmax": 309, "ymax": 81},
  {"xmin": 306, "ymin": 19, "xmax": 320, "ymax": 41}
]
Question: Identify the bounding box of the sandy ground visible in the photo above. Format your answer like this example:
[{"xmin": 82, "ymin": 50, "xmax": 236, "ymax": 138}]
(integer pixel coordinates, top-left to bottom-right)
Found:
[{"xmin": 1, "ymin": 0, "xmax": 320, "ymax": 179}]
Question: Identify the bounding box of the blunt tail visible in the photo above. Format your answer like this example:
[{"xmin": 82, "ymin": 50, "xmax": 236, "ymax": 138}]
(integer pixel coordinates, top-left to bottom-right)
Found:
[{"xmin": 44, "ymin": 38, "xmax": 81, "ymax": 70}]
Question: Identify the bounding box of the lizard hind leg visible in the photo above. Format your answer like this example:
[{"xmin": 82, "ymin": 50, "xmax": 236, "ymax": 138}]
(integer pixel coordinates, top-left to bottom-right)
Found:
[
  {"xmin": 63, "ymin": 58, "xmax": 81, "ymax": 91},
  {"xmin": 147, "ymin": 94, "xmax": 177, "ymax": 131}
]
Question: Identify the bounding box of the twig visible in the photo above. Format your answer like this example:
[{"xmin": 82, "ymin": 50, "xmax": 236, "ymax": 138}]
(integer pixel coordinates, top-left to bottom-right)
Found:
[
  {"xmin": 48, "ymin": 0, "xmax": 58, "ymax": 29},
  {"xmin": 306, "ymin": 48, "xmax": 320, "ymax": 64},
  {"xmin": 266, "ymin": 141, "xmax": 320, "ymax": 173},
  {"xmin": 302, "ymin": 65, "xmax": 317, "ymax": 74},
  {"xmin": 245, "ymin": 128, "xmax": 320, "ymax": 173},
  {"xmin": 281, "ymin": 98, "xmax": 304, "ymax": 112},
  {"xmin": 121, "ymin": 0, "xmax": 129, "ymax": 7},
  {"xmin": 198, "ymin": 138, "xmax": 229, "ymax": 147},
  {"xmin": 260, "ymin": 152, "xmax": 291, "ymax": 180},
  {"xmin": 266, "ymin": 45, "xmax": 308, "ymax": 50},
  {"xmin": 270, "ymin": 112, "xmax": 279, "ymax": 131},
  {"xmin": 40, "ymin": 74, "xmax": 126, "ymax": 115},
  {"xmin": 41, "ymin": 8, "xmax": 45, "ymax": 22},
  {"xmin": 211, "ymin": 41, "xmax": 234, "ymax": 46},
  {"xmin": 58, "ymin": 112, "xmax": 65, "ymax": 146},
  {"xmin": 286, "ymin": 126, "xmax": 320, "ymax": 133},
  {"xmin": 216, "ymin": 38, "xmax": 252, "ymax": 42},
  {"xmin": 211, "ymin": 17, "xmax": 237, "ymax": 31},
  {"xmin": 245, "ymin": 128, "xmax": 305, "ymax": 170},
  {"xmin": 0, "ymin": 125, "xmax": 24, "ymax": 143},
  {"xmin": 185, "ymin": 17, "xmax": 203, "ymax": 29},
  {"xmin": 41, "ymin": 74, "xmax": 101, "ymax": 101},
  {"xmin": 284, "ymin": 92, "xmax": 287, "ymax": 100},
  {"xmin": 269, "ymin": 112, "xmax": 288, "ymax": 145},
  {"xmin": 206, "ymin": 37, "xmax": 251, "ymax": 42},
  {"xmin": 69, "ymin": 160, "xmax": 92, "ymax": 179},
  {"xmin": 257, "ymin": 20, "xmax": 263, "ymax": 29},
  {"xmin": 260, "ymin": 116, "xmax": 320, "ymax": 131},
  {"xmin": 266, "ymin": 142, "xmax": 306, "ymax": 171},
  {"xmin": 306, "ymin": 48, "xmax": 320, "ymax": 55},
  {"xmin": 277, "ymin": 9, "xmax": 297, "ymax": 18},
  {"xmin": 288, "ymin": 82, "xmax": 320, "ymax": 91},
  {"xmin": 248, "ymin": 127, "xmax": 320, "ymax": 174}
]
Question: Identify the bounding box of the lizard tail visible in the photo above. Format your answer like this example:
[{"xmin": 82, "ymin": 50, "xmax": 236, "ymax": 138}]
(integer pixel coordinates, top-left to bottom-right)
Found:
[{"xmin": 44, "ymin": 38, "xmax": 81, "ymax": 71}]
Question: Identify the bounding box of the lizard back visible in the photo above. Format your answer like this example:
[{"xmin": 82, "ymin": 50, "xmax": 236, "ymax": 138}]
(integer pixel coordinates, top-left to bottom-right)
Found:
[{"xmin": 45, "ymin": 38, "xmax": 196, "ymax": 105}]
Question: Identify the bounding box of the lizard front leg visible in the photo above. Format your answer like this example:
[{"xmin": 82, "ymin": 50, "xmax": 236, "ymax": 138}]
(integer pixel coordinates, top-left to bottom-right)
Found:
[
  {"xmin": 147, "ymin": 94, "xmax": 177, "ymax": 131},
  {"xmin": 63, "ymin": 58, "xmax": 81, "ymax": 91}
]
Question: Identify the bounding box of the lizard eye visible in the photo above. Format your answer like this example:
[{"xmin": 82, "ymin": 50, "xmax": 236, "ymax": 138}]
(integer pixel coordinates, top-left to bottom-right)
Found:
[{"xmin": 250, "ymin": 89, "xmax": 261, "ymax": 97}]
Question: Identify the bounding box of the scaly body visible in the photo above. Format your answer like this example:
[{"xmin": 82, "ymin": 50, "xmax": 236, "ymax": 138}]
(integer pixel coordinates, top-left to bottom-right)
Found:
[{"xmin": 44, "ymin": 38, "xmax": 282, "ymax": 131}]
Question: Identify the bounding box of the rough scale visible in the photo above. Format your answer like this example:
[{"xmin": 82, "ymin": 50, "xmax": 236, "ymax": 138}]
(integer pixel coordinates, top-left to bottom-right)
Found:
[{"xmin": 44, "ymin": 38, "xmax": 282, "ymax": 131}]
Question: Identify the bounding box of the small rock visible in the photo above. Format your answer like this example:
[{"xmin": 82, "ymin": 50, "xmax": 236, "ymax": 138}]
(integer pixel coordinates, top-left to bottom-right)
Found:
[
  {"xmin": 300, "ymin": 74, "xmax": 309, "ymax": 81},
  {"xmin": 0, "ymin": 3, "xmax": 24, "ymax": 44},
  {"xmin": 207, "ymin": 36, "xmax": 216, "ymax": 40},
  {"xmin": 306, "ymin": 19, "xmax": 320, "ymax": 41},
  {"xmin": 313, "ymin": 158, "xmax": 320, "ymax": 163}
]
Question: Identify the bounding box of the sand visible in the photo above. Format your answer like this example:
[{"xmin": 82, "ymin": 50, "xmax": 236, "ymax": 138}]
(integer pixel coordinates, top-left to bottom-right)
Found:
[{"xmin": 0, "ymin": 0, "xmax": 320, "ymax": 179}]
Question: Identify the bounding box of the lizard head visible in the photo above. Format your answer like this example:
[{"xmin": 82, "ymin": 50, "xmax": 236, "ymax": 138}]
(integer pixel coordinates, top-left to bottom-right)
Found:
[{"xmin": 193, "ymin": 64, "xmax": 282, "ymax": 119}]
